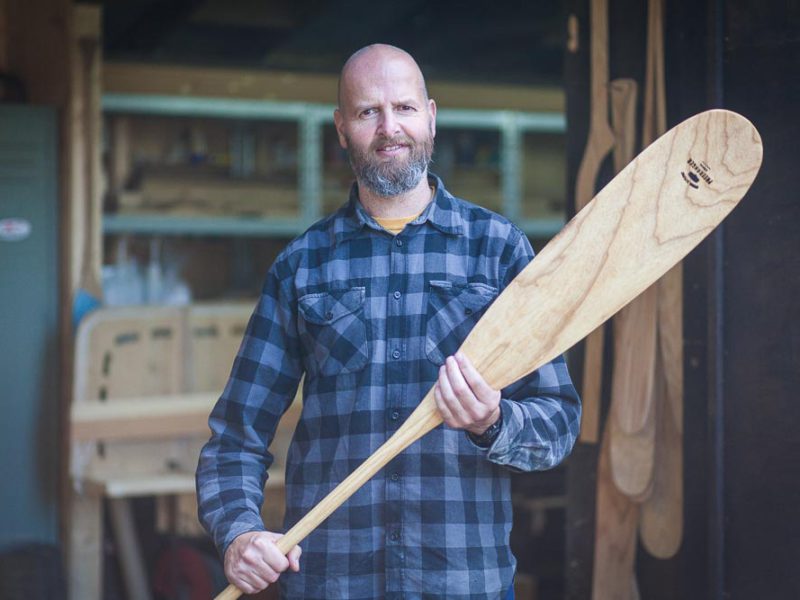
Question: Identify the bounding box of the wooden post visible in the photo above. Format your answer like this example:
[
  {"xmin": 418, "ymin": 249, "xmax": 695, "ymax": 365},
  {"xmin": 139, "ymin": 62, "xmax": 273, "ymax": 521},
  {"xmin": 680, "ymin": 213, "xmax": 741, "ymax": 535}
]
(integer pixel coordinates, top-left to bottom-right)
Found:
[
  {"xmin": 67, "ymin": 491, "xmax": 103, "ymax": 600},
  {"xmin": 65, "ymin": 5, "xmax": 104, "ymax": 598}
]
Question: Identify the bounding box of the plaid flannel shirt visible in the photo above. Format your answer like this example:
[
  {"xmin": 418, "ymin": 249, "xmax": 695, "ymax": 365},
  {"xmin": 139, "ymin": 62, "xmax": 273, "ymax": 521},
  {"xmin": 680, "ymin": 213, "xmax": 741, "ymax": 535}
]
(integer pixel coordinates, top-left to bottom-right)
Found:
[{"xmin": 196, "ymin": 175, "xmax": 581, "ymax": 600}]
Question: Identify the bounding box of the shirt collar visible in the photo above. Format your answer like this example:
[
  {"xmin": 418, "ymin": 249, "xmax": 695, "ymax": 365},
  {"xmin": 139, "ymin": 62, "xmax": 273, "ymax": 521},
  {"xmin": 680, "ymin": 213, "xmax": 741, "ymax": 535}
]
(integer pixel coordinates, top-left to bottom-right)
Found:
[{"xmin": 332, "ymin": 173, "xmax": 465, "ymax": 246}]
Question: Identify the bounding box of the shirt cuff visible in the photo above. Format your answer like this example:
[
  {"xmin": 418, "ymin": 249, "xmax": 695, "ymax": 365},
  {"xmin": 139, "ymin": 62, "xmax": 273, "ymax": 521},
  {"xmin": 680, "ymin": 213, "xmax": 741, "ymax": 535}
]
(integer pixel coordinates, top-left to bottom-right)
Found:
[{"xmin": 219, "ymin": 513, "xmax": 267, "ymax": 559}]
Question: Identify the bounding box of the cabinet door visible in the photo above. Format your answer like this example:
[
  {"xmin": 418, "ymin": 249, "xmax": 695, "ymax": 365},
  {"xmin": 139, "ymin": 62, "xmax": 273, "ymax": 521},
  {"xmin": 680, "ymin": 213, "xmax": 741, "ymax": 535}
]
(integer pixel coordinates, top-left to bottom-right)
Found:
[{"xmin": 0, "ymin": 105, "xmax": 60, "ymax": 547}]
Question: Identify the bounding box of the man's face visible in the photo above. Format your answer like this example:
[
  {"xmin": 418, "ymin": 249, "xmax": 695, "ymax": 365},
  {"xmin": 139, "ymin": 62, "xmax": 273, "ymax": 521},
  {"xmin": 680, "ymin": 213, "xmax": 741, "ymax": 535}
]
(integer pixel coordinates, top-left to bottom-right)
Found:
[{"xmin": 334, "ymin": 52, "xmax": 437, "ymax": 197}]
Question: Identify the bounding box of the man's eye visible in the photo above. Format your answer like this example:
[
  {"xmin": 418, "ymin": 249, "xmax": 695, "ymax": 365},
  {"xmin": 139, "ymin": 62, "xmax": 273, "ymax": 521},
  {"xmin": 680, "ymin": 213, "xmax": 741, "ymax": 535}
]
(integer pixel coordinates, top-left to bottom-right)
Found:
[
  {"xmin": 398, "ymin": 105, "xmax": 415, "ymax": 112},
  {"xmin": 360, "ymin": 108, "xmax": 377, "ymax": 117}
]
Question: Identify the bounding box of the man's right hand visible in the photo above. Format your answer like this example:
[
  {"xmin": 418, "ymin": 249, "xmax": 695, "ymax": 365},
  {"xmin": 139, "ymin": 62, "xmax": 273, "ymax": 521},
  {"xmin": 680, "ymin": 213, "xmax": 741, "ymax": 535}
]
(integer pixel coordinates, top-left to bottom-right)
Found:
[{"xmin": 223, "ymin": 530, "xmax": 302, "ymax": 594}]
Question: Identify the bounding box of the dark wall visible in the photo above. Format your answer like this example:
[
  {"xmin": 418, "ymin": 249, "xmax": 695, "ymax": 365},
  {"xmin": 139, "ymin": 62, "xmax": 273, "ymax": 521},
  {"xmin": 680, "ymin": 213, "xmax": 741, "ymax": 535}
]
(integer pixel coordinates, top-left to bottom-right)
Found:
[
  {"xmin": 565, "ymin": 0, "xmax": 800, "ymax": 598},
  {"xmin": 717, "ymin": 1, "xmax": 800, "ymax": 598}
]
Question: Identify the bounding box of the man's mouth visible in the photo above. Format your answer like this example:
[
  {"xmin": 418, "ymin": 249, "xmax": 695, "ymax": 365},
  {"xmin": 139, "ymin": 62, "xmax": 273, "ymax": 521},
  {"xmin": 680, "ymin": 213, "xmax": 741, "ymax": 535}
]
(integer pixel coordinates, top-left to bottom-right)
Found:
[
  {"xmin": 376, "ymin": 143, "xmax": 409, "ymax": 155},
  {"xmin": 373, "ymin": 137, "xmax": 413, "ymax": 156}
]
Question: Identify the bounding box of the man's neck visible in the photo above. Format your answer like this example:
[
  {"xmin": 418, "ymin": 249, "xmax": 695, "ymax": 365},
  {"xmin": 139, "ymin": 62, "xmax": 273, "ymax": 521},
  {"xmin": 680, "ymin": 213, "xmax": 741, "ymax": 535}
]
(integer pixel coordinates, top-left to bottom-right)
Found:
[{"xmin": 357, "ymin": 174, "xmax": 434, "ymax": 219}]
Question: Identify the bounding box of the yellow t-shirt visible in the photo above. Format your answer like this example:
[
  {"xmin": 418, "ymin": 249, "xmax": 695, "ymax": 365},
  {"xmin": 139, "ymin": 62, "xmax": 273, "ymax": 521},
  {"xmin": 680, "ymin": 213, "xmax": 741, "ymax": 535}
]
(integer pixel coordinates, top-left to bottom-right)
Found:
[{"xmin": 373, "ymin": 212, "xmax": 423, "ymax": 236}]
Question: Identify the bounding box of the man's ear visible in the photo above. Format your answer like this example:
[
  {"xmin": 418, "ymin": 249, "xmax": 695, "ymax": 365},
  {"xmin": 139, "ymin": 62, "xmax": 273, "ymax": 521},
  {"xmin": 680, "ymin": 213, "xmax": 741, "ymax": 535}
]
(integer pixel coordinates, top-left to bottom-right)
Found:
[
  {"xmin": 333, "ymin": 109, "xmax": 348, "ymax": 149},
  {"xmin": 428, "ymin": 98, "xmax": 437, "ymax": 137}
]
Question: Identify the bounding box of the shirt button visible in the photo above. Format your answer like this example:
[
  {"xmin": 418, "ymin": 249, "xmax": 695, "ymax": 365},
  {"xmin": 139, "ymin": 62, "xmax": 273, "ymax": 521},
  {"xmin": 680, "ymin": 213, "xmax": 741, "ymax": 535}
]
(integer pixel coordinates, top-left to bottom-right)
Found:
[
  {"xmin": 391, "ymin": 472, "xmax": 400, "ymax": 482},
  {"xmin": 393, "ymin": 291, "xmax": 401, "ymax": 299},
  {"xmin": 325, "ymin": 310, "xmax": 334, "ymax": 320},
  {"xmin": 390, "ymin": 531, "xmax": 400, "ymax": 541},
  {"xmin": 395, "ymin": 238, "xmax": 403, "ymax": 247},
  {"xmin": 391, "ymin": 410, "xmax": 400, "ymax": 421},
  {"xmin": 392, "ymin": 349, "xmax": 401, "ymax": 359}
]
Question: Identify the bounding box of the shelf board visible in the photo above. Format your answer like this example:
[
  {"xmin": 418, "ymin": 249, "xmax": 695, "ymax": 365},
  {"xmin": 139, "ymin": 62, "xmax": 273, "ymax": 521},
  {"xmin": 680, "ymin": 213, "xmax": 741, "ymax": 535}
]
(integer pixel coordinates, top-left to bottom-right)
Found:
[
  {"xmin": 103, "ymin": 214, "xmax": 306, "ymax": 237},
  {"xmin": 104, "ymin": 213, "xmax": 564, "ymax": 239},
  {"xmin": 102, "ymin": 93, "xmax": 565, "ymax": 132}
]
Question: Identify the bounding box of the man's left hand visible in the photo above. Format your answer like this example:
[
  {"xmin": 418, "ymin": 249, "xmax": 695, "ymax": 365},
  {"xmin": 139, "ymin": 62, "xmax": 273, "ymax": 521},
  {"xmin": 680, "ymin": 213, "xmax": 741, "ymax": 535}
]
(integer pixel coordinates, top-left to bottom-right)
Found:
[{"xmin": 434, "ymin": 351, "xmax": 501, "ymax": 436}]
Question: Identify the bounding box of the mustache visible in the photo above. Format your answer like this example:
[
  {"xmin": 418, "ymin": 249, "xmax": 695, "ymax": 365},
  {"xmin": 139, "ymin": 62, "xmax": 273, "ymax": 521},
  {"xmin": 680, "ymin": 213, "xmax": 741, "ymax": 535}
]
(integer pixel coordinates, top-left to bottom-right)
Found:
[{"xmin": 371, "ymin": 135, "xmax": 415, "ymax": 151}]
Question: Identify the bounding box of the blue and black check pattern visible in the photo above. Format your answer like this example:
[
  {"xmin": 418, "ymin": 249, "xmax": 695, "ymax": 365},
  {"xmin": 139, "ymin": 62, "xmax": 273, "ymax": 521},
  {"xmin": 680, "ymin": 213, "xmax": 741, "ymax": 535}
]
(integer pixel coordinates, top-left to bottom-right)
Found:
[{"xmin": 196, "ymin": 175, "xmax": 581, "ymax": 599}]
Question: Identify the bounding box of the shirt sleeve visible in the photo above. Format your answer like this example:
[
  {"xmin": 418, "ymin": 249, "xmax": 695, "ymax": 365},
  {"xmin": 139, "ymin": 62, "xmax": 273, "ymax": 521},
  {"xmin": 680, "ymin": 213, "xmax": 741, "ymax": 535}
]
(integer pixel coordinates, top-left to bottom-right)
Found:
[
  {"xmin": 195, "ymin": 255, "xmax": 304, "ymax": 558},
  {"xmin": 470, "ymin": 226, "xmax": 582, "ymax": 471}
]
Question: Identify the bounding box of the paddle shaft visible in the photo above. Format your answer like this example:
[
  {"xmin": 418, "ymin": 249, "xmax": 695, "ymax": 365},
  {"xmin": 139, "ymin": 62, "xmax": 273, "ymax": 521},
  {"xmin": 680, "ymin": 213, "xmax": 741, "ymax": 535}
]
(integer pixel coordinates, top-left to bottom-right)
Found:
[{"xmin": 216, "ymin": 391, "xmax": 443, "ymax": 599}]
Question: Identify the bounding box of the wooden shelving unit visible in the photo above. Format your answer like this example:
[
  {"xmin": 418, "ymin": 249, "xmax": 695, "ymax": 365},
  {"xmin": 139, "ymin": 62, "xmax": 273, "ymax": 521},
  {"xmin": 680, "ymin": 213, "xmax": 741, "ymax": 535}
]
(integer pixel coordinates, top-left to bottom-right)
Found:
[{"xmin": 102, "ymin": 92, "xmax": 568, "ymax": 239}]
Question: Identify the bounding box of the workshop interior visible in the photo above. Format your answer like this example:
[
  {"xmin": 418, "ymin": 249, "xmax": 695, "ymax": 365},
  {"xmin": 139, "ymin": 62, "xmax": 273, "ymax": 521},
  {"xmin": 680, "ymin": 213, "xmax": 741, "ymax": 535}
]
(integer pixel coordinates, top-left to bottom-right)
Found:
[{"xmin": 0, "ymin": 1, "xmax": 797, "ymax": 599}]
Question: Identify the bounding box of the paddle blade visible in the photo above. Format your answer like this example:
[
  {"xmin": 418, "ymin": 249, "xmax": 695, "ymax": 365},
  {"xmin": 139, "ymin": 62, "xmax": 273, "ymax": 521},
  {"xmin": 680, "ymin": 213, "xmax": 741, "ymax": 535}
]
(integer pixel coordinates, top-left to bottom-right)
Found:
[{"xmin": 462, "ymin": 109, "xmax": 762, "ymax": 390}]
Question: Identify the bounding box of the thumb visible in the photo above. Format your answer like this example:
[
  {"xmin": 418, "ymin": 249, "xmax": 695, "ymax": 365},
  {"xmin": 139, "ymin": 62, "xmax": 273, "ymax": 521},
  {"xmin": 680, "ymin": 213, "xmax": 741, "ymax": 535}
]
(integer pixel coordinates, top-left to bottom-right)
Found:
[{"xmin": 287, "ymin": 544, "xmax": 302, "ymax": 572}]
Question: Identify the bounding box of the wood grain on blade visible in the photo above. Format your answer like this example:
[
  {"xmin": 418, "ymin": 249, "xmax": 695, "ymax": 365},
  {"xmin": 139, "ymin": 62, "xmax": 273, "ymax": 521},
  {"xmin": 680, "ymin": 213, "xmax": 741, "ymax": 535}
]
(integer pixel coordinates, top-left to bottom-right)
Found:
[{"xmin": 461, "ymin": 111, "xmax": 761, "ymax": 390}]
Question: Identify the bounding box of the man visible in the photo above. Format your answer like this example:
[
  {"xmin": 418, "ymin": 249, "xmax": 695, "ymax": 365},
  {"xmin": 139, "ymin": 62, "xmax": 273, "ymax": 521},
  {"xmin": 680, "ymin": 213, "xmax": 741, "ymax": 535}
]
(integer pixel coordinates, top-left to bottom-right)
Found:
[{"xmin": 196, "ymin": 44, "xmax": 580, "ymax": 599}]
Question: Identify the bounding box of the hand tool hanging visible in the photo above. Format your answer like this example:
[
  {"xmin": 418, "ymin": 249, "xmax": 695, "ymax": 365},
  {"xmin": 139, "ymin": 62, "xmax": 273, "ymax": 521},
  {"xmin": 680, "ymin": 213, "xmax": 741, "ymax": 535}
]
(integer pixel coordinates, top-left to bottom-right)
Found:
[{"xmin": 575, "ymin": 0, "xmax": 615, "ymax": 444}]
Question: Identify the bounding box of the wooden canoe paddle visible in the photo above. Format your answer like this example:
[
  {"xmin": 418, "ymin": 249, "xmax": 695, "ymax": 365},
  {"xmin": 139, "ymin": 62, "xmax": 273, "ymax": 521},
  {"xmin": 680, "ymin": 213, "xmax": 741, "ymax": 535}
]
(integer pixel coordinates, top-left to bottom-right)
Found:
[
  {"xmin": 592, "ymin": 75, "xmax": 649, "ymax": 600},
  {"xmin": 591, "ymin": 418, "xmax": 640, "ymax": 600},
  {"xmin": 639, "ymin": 351, "xmax": 684, "ymax": 558},
  {"xmin": 610, "ymin": 0, "xmax": 669, "ymax": 507},
  {"xmin": 575, "ymin": 0, "xmax": 615, "ymax": 445},
  {"xmin": 606, "ymin": 77, "xmax": 659, "ymax": 502},
  {"xmin": 215, "ymin": 110, "xmax": 762, "ymax": 599},
  {"xmin": 637, "ymin": 0, "xmax": 685, "ymax": 560}
]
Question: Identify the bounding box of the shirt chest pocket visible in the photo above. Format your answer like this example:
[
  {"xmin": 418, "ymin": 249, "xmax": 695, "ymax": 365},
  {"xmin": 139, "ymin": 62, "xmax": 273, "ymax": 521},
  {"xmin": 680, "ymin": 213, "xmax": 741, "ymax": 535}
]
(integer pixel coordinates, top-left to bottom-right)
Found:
[
  {"xmin": 425, "ymin": 280, "xmax": 498, "ymax": 366},
  {"xmin": 298, "ymin": 287, "xmax": 369, "ymax": 376}
]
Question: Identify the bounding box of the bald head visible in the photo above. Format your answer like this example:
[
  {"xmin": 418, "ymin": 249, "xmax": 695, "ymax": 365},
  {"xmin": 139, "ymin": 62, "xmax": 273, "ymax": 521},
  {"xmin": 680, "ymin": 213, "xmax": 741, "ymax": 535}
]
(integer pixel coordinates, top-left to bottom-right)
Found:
[{"xmin": 337, "ymin": 44, "xmax": 429, "ymax": 110}]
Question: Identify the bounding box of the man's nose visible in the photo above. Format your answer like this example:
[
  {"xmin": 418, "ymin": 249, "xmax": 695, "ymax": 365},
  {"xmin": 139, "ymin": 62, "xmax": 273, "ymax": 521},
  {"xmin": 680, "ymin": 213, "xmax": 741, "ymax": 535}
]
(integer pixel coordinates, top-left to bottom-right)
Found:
[{"xmin": 377, "ymin": 110, "xmax": 400, "ymax": 137}]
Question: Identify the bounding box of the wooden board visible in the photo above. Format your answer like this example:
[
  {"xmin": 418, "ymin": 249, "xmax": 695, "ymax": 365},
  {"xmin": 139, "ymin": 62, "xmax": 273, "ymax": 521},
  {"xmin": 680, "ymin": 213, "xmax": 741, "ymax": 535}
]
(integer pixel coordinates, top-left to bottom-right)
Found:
[
  {"xmin": 70, "ymin": 393, "xmax": 216, "ymax": 443},
  {"xmin": 103, "ymin": 62, "xmax": 564, "ymax": 112},
  {"xmin": 216, "ymin": 110, "xmax": 763, "ymax": 599}
]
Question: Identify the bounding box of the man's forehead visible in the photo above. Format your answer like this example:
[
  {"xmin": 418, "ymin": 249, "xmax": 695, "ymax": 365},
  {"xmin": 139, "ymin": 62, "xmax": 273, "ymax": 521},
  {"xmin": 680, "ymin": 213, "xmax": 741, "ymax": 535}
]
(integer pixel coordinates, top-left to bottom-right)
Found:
[{"xmin": 339, "ymin": 45, "xmax": 427, "ymax": 107}]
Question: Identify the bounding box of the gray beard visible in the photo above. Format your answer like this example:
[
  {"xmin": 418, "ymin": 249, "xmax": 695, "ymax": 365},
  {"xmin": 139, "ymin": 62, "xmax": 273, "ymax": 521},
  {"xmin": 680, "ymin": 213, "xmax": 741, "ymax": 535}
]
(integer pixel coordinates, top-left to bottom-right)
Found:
[{"xmin": 346, "ymin": 134, "xmax": 434, "ymax": 198}]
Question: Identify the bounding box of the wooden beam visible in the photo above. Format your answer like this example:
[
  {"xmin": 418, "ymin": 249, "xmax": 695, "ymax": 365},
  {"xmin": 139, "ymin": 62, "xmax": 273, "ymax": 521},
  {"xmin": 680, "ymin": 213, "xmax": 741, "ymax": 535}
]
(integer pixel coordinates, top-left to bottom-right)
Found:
[
  {"xmin": 0, "ymin": 0, "xmax": 8, "ymax": 71},
  {"xmin": 103, "ymin": 61, "xmax": 564, "ymax": 112},
  {"xmin": 69, "ymin": 3, "xmax": 103, "ymax": 303},
  {"xmin": 67, "ymin": 491, "xmax": 103, "ymax": 600}
]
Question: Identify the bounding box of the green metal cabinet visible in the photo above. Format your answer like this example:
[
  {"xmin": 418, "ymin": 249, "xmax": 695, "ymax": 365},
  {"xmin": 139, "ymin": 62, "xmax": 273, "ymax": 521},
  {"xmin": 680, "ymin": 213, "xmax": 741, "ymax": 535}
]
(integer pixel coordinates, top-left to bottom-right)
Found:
[{"xmin": 0, "ymin": 104, "xmax": 60, "ymax": 549}]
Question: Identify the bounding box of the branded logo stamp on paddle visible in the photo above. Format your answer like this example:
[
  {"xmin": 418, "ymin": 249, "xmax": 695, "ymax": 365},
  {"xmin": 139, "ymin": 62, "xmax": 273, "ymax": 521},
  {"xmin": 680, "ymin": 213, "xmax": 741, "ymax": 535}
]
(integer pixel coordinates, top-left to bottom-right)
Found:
[{"xmin": 682, "ymin": 157, "xmax": 713, "ymax": 189}]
